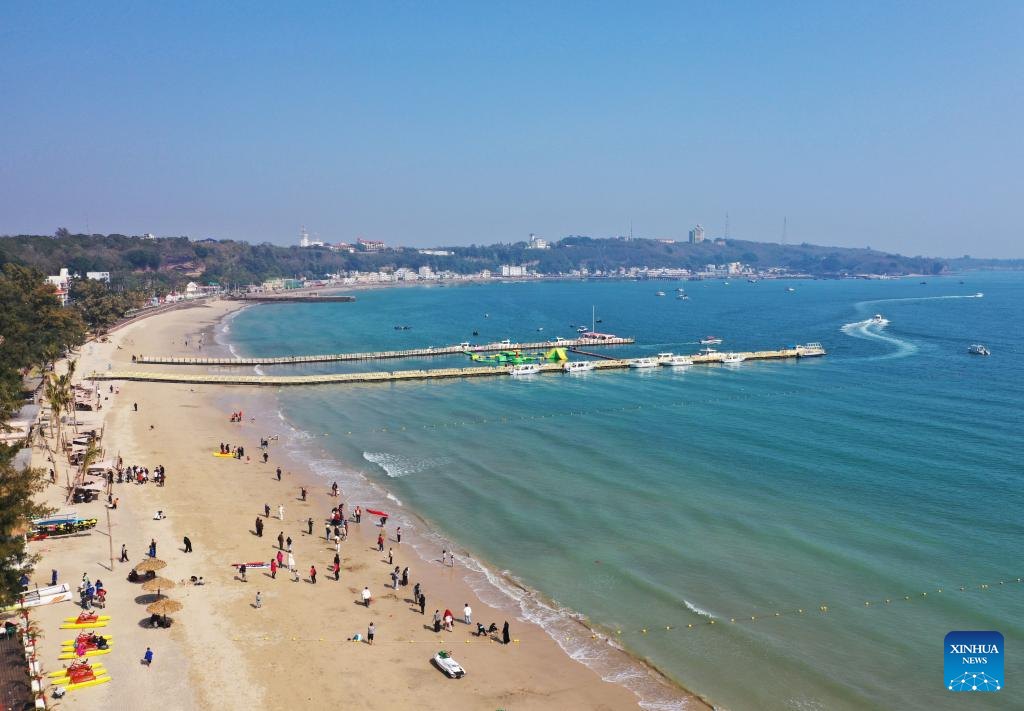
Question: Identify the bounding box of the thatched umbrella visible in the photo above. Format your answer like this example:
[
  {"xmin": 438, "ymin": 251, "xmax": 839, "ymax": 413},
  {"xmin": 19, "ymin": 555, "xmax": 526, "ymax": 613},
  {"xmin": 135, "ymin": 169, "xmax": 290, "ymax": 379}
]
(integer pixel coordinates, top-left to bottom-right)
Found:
[
  {"xmin": 146, "ymin": 597, "xmax": 183, "ymax": 627},
  {"xmin": 141, "ymin": 576, "xmax": 175, "ymax": 598},
  {"xmin": 133, "ymin": 558, "xmax": 167, "ymax": 574}
]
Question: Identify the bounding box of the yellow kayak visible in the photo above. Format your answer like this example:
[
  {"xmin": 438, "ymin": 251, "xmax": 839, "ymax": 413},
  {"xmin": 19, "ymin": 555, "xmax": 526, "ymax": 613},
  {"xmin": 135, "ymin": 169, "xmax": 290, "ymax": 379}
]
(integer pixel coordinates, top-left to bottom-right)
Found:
[
  {"xmin": 60, "ymin": 635, "xmax": 112, "ymax": 645},
  {"xmin": 65, "ymin": 675, "xmax": 112, "ymax": 691},
  {"xmin": 58, "ymin": 648, "xmax": 111, "ymax": 660},
  {"xmin": 63, "ymin": 615, "xmax": 110, "ymax": 622},
  {"xmin": 212, "ymin": 452, "xmax": 234, "ymax": 458},
  {"xmin": 59, "ymin": 621, "xmax": 109, "ymax": 629},
  {"xmin": 48, "ymin": 664, "xmax": 105, "ymax": 678}
]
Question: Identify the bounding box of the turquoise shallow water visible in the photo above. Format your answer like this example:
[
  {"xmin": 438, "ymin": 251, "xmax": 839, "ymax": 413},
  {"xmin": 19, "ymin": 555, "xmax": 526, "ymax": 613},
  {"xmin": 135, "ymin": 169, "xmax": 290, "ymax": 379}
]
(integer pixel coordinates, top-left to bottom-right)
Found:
[{"xmin": 226, "ymin": 274, "xmax": 1023, "ymax": 710}]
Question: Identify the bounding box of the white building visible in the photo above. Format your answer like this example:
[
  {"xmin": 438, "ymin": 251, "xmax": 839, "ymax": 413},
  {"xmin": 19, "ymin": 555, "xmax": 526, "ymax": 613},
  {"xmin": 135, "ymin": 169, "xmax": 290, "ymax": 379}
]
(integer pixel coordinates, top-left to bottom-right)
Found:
[
  {"xmin": 418, "ymin": 265, "xmax": 436, "ymax": 280},
  {"xmin": 528, "ymin": 234, "xmax": 549, "ymax": 249},
  {"xmin": 688, "ymin": 225, "xmax": 705, "ymax": 244},
  {"xmin": 46, "ymin": 268, "xmax": 71, "ymax": 306},
  {"xmin": 501, "ymin": 265, "xmax": 526, "ymax": 277},
  {"xmin": 86, "ymin": 271, "xmax": 111, "ymax": 282}
]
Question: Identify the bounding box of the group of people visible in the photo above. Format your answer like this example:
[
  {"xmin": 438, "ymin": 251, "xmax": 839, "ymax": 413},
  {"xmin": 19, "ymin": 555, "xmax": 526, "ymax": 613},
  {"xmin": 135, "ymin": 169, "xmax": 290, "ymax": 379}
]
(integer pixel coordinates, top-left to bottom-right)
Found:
[
  {"xmin": 78, "ymin": 573, "xmax": 105, "ymax": 609},
  {"xmin": 219, "ymin": 442, "xmax": 246, "ymax": 459},
  {"xmin": 112, "ymin": 462, "xmax": 166, "ymax": 486}
]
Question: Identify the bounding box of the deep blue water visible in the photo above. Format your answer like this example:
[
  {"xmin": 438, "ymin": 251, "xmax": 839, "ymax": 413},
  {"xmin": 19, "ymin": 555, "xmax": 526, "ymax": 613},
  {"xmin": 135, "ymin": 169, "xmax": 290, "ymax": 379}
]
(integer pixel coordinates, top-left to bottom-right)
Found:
[{"xmin": 226, "ymin": 274, "xmax": 1023, "ymax": 710}]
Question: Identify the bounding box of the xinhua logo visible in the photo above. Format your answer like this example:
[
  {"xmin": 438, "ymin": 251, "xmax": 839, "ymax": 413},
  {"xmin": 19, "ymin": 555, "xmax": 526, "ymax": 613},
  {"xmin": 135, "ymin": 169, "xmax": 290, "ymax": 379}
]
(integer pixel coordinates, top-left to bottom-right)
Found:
[{"xmin": 945, "ymin": 631, "xmax": 1003, "ymax": 690}]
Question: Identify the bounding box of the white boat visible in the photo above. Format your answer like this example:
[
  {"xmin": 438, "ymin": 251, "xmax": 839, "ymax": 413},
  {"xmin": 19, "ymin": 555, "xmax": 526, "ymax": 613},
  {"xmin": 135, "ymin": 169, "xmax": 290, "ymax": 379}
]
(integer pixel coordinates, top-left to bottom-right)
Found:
[
  {"xmin": 576, "ymin": 326, "xmax": 588, "ymax": 333},
  {"xmin": 656, "ymin": 291, "xmax": 666, "ymax": 296},
  {"xmin": 968, "ymin": 344, "xmax": 990, "ymax": 356},
  {"xmin": 795, "ymin": 342, "xmax": 826, "ymax": 357},
  {"xmin": 786, "ymin": 287, "xmax": 796, "ymax": 292},
  {"xmin": 662, "ymin": 355, "xmax": 693, "ymax": 367},
  {"xmin": 509, "ymin": 363, "xmax": 541, "ymax": 376},
  {"xmin": 975, "ymin": 292, "xmax": 984, "ymax": 298},
  {"xmin": 698, "ymin": 346, "xmax": 718, "ymax": 357},
  {"xmin": 656, "ymin": 352, "xmax": 675, "ymax": 363},
  {"xmin": 699, "ymin": 336, "xmax": 723, "ymax": 345},
  {"xmin": 563, "ymin": 361, "xmax": 595, "ymax": 373},
  {"xmin": 1, "ymin": 584, "xmax": 73, "ymax": 612},
  {"xmin": 676, "ymin": 294, "xmax": 689, "ymax": 300},
  {"xmin": 432, "ymin": 650, "xmax": 466, "ymax": 679},
  {"xmin": 628, "ymin": 358, "xmax": 658, "ymax": 368},
  {"xmin": 721, "ymin": 353, "xmax": 746, "ymax": 364},
  {"xmin": 870, "ymin": 314, "xmax": 889, "ymax": 325},
  {"xmin": 498, "ymin": 339, "xmax": 513, "ymax": 346}
]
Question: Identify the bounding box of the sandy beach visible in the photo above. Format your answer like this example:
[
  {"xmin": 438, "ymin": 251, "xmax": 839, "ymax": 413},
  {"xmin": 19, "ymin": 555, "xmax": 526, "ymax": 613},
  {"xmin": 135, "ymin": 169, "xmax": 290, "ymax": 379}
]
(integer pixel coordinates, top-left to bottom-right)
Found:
[{"xmin": 19, "ymin": 299, "xmax": 708, "ymax": 710}]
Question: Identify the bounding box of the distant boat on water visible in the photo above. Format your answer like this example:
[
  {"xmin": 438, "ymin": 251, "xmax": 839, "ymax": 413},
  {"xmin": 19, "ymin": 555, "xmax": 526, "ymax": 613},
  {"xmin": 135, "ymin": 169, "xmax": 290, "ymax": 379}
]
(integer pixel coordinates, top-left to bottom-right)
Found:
[{"xmin": 968, "ymin": 344, "xmax": 990, "ymax": 356}]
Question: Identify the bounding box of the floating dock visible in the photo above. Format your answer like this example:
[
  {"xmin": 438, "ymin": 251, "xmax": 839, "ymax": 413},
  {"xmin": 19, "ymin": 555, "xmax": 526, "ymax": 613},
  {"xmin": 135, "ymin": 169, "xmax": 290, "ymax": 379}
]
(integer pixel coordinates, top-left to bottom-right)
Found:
[
  {"xmin": 132, "ymin": 337, "xmax": 636, "ymax": 366},
  {"xmin": 95, "ymin": 346, "xmax": 824, "ymax": 387}
]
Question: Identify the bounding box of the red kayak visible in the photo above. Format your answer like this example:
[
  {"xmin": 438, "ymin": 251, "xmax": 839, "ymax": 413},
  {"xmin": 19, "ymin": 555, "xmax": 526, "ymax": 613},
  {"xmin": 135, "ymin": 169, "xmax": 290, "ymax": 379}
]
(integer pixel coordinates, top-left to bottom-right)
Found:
[{"xmin": 366, "ymin": 509, "xmax": 389, "ymax": 518}]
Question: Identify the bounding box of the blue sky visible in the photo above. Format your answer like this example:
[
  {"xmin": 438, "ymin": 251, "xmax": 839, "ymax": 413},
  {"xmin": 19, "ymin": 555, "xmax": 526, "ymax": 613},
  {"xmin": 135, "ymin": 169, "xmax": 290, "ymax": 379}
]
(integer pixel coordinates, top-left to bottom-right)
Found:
[{"xmin": 1, "ymin": 2, "xmax": 1021, "ymax": 256}]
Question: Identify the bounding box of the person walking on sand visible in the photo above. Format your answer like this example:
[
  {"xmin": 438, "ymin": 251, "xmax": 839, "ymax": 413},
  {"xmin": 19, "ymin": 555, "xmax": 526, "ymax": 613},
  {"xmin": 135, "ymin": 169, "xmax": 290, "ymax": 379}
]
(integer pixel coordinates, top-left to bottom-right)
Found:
[
  {"xmin": 148, "ymin": 539, "xmax": 157, "ymax": 558},
  {"xmin": 325, "ymin": 523, "xmax": 331, "ymax": 541},
  {"xmin": 142, "ymin": 647, "xmax": 153, "ymax": 666},
  {"xmin": 463, "ymin": 603, "xmax": 472, "ymax": 625},
  {"xmin": 286, "ymin": 536, "xmax": 293, "ymax": 553},
  {"xmin": 397, "ymin": 527, "xmax": 402, "ymax": 544},
  {"xmin": 307, "ymin": 517, "xmax": 313, "ymax": 535},
  {"xmin": 362, "ymin": 586, "xmax": 371, "ymax": 607},
  {"xmin": 276, "ymin": 466, "xmax": 281, "ymax": 480},
  {"xmin": 334, "ymin": 562, "xmax": 340, "ymax": 581},
  {"xmin": 301, "ymin": 487, "xmax": 307, "ymax": 501},
  {"xmin": 276, "ymin": 550, "xmax": 284, "ymax": 567},
  {"xmin": 278, "ymin": 504, "xmax": 284, "ymax": 521},
  {"xmin": 419, "ymin": 592, "xmax": 426, "ymax": 615},
  {"xmin": 277, "ymin": 532, "xmax": 284, "ymax": 550},
  {"xmin": 309, "ymin": 565, "xmax": 317, "ymax": 583},
  {"xmin": 390, "ymin": 569, "xmax": 399, "ymax": 589},
  {"xmin": 502, "ymin": 621, "xmax": 511, "ymax": 645},
  {"xmin": 119, "ymin": 544, "xmax": 128, "ymax": 563},
  {"xmin": 401, "ymin": 567, "xmax": 409, "ymax": 586},
  {"xmin": 367, "ymin": 621, "xmax": 375, "ymax": 645},
  {"xmin": 239, "ymin": 564, "xmax": 247, "ymax": 582},
  {"xmin": 433, "ymin": 610, "xmax": 442, "ymax": 633},
  {"xmin": 255, "ymin": 517, "xmax": 263, "ymax": 537},
  {"xmin": 183, "ymin": 536, "xmax": 192, "ymax": 553},
  {"xmin": 331, "ymin": 481, "xmax": 338, "ymax": 497},
  {"xmin": 387, "ymin": 548, "xmax": 393, "ymax": 565},
  {"xmin": 264, "ymin": 503, "xmax": 270, "ymax": 518},
  {"xmin": 377, "ymin": 533, "xmax": 384, "ymax": 552},
  {"xmin": 270, "ymin": 559, "xmax": 277, "ymax": 579},
  {"xmin": 255, "ymin": 591, "xmax": 262, "ymax": 609}
]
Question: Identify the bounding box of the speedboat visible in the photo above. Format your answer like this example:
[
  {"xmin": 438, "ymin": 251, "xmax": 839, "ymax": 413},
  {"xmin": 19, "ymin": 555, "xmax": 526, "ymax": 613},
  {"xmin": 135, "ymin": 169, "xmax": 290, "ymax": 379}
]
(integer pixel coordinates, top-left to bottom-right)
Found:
[
  {"xmin": 676, "ymin": 294, "xmax": 690, "ymax": 300},
  {"xmin": 563, "ymin": 361, "xmax": 595, "ymax": 373},
  {"xmin": 700, "ymin": 336, "xmax": 723, "ymax": 345},
  {"xmin": 975, "ymin": 292, "xmax": 984, "ymax": 298},
  {"xmin": 785, "ymin": 287, "xmax": 796, "ymax": 292},
  {"xmin": 662, "ymin": 355, "xmax": 693, "ymax": 367},
  {"xmin": 432, "ymin": 650, "xmax": 466, "ymax": 679},
  {"xmin": 721, "ymin": 353, "xmax": 746, "ymax": 364},
  {"xmin": 968, "ymin": 344, "xmax": 990, "ymax": 356},
  {"xmin": 576, "ymin": 326, "xmax": 588, "ymax": 333},
  {"xmin": 628, "ymin": 358, "xmax": 658, "ymax": 368},
  {"xmin": 870, "ymin": 314, "xmax": 889, "ymax": 325},
  {"xmin": 509, "ymin": 363, "xmax": 541, "ymax": 376},
  {"xmin": 656, "ymin": 291, "xmax": 666, "ymax": 296}
]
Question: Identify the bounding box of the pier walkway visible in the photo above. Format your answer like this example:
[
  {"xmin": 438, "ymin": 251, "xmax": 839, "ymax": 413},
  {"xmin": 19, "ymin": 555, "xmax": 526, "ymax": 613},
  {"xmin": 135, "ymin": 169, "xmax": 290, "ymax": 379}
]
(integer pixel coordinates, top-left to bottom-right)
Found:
[
  {"xmin": 94, "ymin": 346, "xmax": 824, "ymax": 387},
  {"xmin": 132, "ymin": 337, "xmax": 635, "ymax": 366}
]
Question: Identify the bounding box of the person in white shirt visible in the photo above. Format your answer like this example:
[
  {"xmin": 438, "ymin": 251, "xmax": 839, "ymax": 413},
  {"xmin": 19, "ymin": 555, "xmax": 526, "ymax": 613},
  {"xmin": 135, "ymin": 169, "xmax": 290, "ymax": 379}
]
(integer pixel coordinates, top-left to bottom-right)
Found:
[{"xmin": 463, "ymin": 604, "xmax": 472, "ymax": 625}]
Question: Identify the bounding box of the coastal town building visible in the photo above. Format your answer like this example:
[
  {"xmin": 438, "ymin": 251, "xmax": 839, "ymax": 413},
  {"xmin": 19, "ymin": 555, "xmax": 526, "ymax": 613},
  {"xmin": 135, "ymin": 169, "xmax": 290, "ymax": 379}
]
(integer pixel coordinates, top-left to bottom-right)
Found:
[
  {"xmin": 357, "ymin": 238, "xmax": 386, "ymax": 252},
  {"xmin": 46, "ymin": 268, "xmax": 71, "ymax": 306},
  {"xmin": 688, "ymin": 225, "xmax": 705, "ymax": 244},
  {"xmin": 501, "ymin": 265, "xmax": 527, "ymax": 277},
  {"xmin": 528, "ymin": 234, "xmax": 549, "ymax": 249},
  {"xmin": 86, "ymin": 271, "xmax": 111, "ymax": 282}
]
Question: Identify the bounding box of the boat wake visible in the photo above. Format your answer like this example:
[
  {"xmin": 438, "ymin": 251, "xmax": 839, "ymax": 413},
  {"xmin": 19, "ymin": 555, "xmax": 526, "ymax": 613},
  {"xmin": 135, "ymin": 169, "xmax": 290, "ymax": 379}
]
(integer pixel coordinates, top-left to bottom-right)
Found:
[
  {"xmin": 855, "ymin": 293, "xmax": 983, "ymax": 309},
  {"xmin": 840, "ymin": 319, "xmax": 918, "ymax": 360},
  {"xmin": 362, "ymin": 451, "xmax": 451, "ymax": 478},
  {"xmin": 683, "ymin": 599, "xmax": 717, "ymax": 619}
]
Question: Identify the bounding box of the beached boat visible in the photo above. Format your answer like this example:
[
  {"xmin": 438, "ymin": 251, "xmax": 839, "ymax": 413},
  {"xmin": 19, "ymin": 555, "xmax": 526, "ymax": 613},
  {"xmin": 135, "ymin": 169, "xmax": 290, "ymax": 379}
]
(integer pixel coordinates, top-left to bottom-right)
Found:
[
  {"xmin": 662, "ymin": 355, "xmax": 693, "ymax": 367},
  {"xmin": 509, "ymin": 363, "xmax": 541, "ymax": 376},
  {"xmin": 721, "ymin": 353, "xmax": 746, "ymax": 364},
  {"xmin": 968, "ymin": 344, "xmax": 990, "ymax": 356},
  {"xmin": 699, "ymin": 336, "xmax": 723, "ymax": 345},
  {"xmin": 563, "ymin": 361, "xmax": 595, "ymax": 373},
  {"xmin": 628, "ymin": 358, "xmax": 658, "ymax": 368},
  {"xmin": 433, "ymin": 650, "xmax": 466, "ymax": 678},
  {"xmin": 1, "ymin": 583, "xmax": 72, "ymax": 612}
]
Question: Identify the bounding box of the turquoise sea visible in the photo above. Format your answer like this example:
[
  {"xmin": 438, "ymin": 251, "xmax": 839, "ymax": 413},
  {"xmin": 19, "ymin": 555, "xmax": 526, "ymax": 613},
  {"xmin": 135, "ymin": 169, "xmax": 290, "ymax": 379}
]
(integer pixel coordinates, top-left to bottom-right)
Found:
[{"xmin": 223, "ymin": 274, "xmax": 1023, "ymax": 710}]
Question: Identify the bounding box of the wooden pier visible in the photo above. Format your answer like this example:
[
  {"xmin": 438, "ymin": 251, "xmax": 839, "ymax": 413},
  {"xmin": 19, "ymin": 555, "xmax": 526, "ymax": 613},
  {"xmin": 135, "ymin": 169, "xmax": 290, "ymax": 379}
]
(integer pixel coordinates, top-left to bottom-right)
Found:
[
  {"xmin": 94, "ymin": 346, "xmax": 824, "ymax": 387},
  {"xmin": 132, "ymin": 337, "xmax": 636, "ymax": 366}
]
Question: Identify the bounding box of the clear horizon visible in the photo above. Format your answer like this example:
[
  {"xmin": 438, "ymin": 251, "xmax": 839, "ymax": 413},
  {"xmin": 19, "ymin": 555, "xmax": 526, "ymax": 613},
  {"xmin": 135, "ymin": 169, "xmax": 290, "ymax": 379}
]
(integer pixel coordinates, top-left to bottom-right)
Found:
[{"xmin": 1, "ymin": 2, "xmax": 1021, "ymax": 258}]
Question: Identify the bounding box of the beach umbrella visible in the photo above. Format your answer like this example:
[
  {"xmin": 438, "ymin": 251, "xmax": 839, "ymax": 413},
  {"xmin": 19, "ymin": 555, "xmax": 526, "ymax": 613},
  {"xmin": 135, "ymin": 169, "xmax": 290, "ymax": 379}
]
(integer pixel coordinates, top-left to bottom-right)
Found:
[
  {"xmin": 146, "ymin": 597, "xmax": 183, "ymax": 627},
  {"xmin": 133, "ymin": 558, "xmax": 167, "ymax": 573},
  {"xmin": 141, "ymin": 577, "xmax": 175, "ymax": 598}
]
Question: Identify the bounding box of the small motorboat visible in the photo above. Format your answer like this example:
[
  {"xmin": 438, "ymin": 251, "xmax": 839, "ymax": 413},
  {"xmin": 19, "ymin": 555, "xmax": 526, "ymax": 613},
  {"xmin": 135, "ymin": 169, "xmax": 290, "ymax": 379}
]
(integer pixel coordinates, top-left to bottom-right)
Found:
[
  {"xmin": 870, "ymin": 314, "xmax": 889, "ymax": 325},
  {"xmin": 662, "ymin": 355, "xmax": 693, "ymax": 367},
  {"xmin": 656, "ymin": 291, "xmax": 666, "ymax": 296},
  {"xmin": 700, "ymin": 336, "xmax": 723, "ymax": 345},
  {"xmin": 563, "ymin": 361, "xmax": 595, "ymax": 373},
  {"xmin": 509, "ymin": 363, "xmax": 541, "ymax": 376},
  {"xmin": 968, "ymin": 344, "xmax": 990, "ymax": 356},
  {"xmin": 433, "ymin": 650, "xmax": 466, "ymax": 678},
  {"xmin": 975, "ymin": 292, "xmax": 984, "ymax": 298},
  {"xmin": 677, "ymin": 294, "xmax": 689, "ymax": 300},
  {"xmin": 628, "ymin": 358, "xmax": 658, "ymax": 369},
  {"xmin": 721, "ymin": 353, "xmax": 746, "ymax": 364},
  {"xmin": 576, "ymin": 326, "xmax": 588, "ymax": 333},
  {"xmin": 786, "ymin": 287, "xmax": 796, "ymax": 292}
]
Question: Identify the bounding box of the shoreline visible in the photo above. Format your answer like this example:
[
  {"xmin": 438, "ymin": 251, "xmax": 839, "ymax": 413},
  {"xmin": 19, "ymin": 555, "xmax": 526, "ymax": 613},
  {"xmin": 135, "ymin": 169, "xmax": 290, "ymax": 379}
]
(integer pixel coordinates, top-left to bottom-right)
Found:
[
  {"xmin": 212, "ymin": 304, "xmax": 712, "ymax": 710},
  {"xmin": 24, "ymin": 298, "xmax": 710, "ymax": 710}
]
